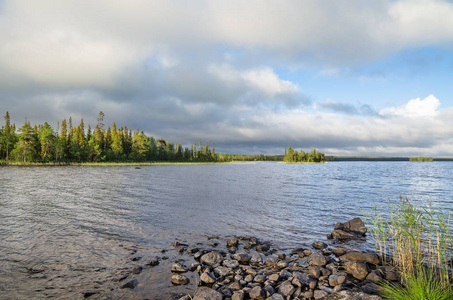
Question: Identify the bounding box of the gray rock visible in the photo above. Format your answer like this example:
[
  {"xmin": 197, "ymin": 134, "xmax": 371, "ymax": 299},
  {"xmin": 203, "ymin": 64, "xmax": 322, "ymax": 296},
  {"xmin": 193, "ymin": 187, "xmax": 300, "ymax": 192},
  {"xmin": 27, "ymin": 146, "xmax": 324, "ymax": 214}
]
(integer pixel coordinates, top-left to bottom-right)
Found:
[
  {"xmin": 268, "ymin": 293, "xmax": 284, "ymax": 300},
  {"xmin": 249, "ymin": 286, "xmax": 266, "ymax": 300},
  {"xmin": 268, "ymin": 273, "xmax": 280, "ymax": 282},
  {"xmin": 309, "ymin": 267, "xmax": 322, "ymax": 278},
  {"xmin": 279, "ymin": 269, "xmax": 292, "ymax": 280},
  {"xmin": 312, "ymin": 241, "xmax": 328, "ymax": 250},
  {"xmin": 193, "ymin": 287, "xmax": 223, "ymax": 300},
  {"xmin": 308, "ymin": 252, "xmax": 328, "ymax": 266},
  {"xmin": 120, "ymin": 279, "xmax": 138, "ymax": 289},
  {"xmin": 132, "ymin": 266, "xmax": 142, "ymax": 274},
  {"xmin": 340, "ymin": 252, "xmax": 380, "ymax": 265},
  {"xmin": 201, "ymin": 251, "xmax": 223, "ymax": 266},
  {"xmin": 228, "ymin": 281, "xmax": 242, "ymax": 291},
  {"xmin": 234, "ymin": 253, "xmax": 251, "ymax": 263},
  {"xmin": 250, "ymin": 253, "xmax": 264, "ymax": 265},
  {"xmin": 256, "ymin": 244, "xmax": 270, "ymax": 252},
  {"xmin": 292, "ymin": 272, "xmax": 311, "ymax": 287},
  {"xmin": 223, "ymin": 259, "xmax": 240, "ymax": 269},
  {"xmin": 265, "ymin": 257, "xmax": 277, "ymax": 266},
  {"xmin": 214, "ymin": 266, "xmax": 232, "ymax": 277},
  {"xmin": 244, "ymin": 274, "xmax": 254, "ymax": 282},
  {"xmin": 171, "ymin": 262, "xmax": 188, "ymax": 273},
  {"xmin": 170, "ymin": 274, "xmax": 190, "ymax": 285},
  {"xmin": 276, "ymin": 260, "xmax": 288, "ymax": 269},
  {"xmin": 254, "ymin": 274, "xmax": 266, "ymax": 283},
  {"xmin": 147, "ymin": 259, "xmax": 159, "ymax": 266},
  {"xmin": 344, "ymin": 261, "xmax": 370, "ymax": 280},
  {"xmin": 366, "ymin": 270, "xmax": 383, "ymax": 283}
]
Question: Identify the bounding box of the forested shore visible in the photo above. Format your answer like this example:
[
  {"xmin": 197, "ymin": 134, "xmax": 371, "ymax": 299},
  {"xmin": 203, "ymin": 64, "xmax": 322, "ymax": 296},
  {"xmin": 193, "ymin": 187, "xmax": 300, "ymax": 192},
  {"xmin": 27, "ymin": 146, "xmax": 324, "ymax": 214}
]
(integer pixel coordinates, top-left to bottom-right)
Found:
[{"xmin": 0, "ymin": 111, "xmax": 230, "ymax": 163}]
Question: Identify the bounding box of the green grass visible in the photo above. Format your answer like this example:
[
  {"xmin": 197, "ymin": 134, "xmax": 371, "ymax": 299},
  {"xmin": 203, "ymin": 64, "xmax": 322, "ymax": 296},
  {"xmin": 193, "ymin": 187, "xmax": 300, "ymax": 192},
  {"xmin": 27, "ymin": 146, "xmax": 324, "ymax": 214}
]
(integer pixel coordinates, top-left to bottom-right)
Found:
[{"xmin": 365, "ymin": 197, "xmax": 453, "ymax": 299}]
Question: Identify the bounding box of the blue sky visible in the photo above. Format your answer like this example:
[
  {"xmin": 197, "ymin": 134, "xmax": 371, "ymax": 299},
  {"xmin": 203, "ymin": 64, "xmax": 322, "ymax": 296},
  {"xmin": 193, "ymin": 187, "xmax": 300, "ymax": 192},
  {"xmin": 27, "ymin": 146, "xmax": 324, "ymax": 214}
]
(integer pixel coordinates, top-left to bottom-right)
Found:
[{"xmin": 1, "ymin": 0, "xmax": 453, "ymax": 156}]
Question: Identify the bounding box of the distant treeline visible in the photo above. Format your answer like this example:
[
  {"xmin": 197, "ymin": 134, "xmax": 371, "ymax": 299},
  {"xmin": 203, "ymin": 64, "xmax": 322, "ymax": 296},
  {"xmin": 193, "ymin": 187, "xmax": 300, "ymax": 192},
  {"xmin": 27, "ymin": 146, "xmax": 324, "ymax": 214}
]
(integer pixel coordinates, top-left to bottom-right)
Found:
[
  {"xmin": 409, "ymin": 157, "xmax": 433, "ymax": 162},
  {"xmin": 0, "ymin": 111, "xmax": 231, "ymax": 163},
  {"xmin": 284, "ymin": 147, "xmax": 325, "ymax": 163},
  {"xmin": 329, "ymin": 156, "xmax": 449, "ymax": 162},
  {"xmin": 230, "ymin": 154, "xmax": 284, "ymax": 161}
]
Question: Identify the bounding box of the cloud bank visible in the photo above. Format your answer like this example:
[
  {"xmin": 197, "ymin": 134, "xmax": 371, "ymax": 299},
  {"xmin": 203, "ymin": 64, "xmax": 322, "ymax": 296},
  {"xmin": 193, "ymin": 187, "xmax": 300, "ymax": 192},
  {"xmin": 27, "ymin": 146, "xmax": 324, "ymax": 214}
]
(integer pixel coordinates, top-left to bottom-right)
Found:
[{"xmin": 1, "ymin": 0, "xmax": 453, "ymax": 156}]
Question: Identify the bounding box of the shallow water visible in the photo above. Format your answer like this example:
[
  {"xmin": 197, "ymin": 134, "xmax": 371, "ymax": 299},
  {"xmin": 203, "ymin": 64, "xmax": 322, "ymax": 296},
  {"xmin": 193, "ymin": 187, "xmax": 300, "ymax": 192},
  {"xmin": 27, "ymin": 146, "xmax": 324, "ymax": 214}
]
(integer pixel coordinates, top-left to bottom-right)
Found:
[{"xmin": 0, "ymin": 162, "xmax": 452, "ymax": 299}]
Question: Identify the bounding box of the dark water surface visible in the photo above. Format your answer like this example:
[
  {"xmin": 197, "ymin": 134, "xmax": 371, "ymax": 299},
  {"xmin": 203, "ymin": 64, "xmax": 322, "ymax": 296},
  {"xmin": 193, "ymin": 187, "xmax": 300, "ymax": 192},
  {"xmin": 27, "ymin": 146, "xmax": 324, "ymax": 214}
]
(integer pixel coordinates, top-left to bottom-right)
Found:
[{"xmin": 1, "ymin": 162, "xmax": 452, "ymax": 299}]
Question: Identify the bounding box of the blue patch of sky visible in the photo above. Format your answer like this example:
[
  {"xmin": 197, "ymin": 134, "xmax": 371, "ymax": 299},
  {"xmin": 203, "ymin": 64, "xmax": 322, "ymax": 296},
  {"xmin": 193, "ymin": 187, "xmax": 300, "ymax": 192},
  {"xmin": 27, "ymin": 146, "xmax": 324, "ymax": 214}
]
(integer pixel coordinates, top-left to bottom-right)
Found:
[{"xmin": 275, "ymin": 46, "xmax": 453, "ymax": 111}]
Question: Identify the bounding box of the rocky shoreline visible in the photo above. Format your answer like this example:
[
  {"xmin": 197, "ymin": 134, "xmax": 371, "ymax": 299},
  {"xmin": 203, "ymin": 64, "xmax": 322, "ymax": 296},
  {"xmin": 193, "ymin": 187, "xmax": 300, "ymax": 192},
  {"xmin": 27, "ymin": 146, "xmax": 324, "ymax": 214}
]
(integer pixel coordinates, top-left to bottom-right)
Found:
[{"xmin": 108, "ymin": 217, "xmax": 398, "ymax": 300}]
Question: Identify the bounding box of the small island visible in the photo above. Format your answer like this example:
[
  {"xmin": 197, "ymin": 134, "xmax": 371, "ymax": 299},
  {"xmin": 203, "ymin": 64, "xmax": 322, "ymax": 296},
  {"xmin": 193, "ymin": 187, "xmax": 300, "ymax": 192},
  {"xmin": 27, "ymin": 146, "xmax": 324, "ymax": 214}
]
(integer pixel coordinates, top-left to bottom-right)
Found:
[{"xmin": 283, "ymin": 147, "xmax": 326, "ymax": 163}]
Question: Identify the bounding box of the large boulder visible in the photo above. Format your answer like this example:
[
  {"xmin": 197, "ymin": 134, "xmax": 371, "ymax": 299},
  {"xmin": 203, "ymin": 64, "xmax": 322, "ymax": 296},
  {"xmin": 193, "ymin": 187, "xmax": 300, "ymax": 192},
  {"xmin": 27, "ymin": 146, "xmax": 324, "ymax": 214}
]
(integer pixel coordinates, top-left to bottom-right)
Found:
[
  {"xmin": 332, "ymin": 217, "xmax": 367, "ymax": 240},
  {"xmin": 340, "ymin": 251, "xmax": 380, "ymax": 265},
  {"xmin": 201, "ymin": 251, "xmax": 223, "ymax": 266},
  {"xmin": 344, "ymin": 261, "xmax": 370, "ymax": 280}
]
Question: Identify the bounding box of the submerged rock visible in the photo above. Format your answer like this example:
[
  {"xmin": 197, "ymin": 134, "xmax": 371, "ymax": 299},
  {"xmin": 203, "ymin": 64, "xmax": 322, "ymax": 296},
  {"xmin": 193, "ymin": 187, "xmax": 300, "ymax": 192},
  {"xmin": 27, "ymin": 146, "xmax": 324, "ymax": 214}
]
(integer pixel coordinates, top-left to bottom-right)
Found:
[{"xmin": 170, "ymin": 274, "xmax": 190, "ymax": 285}]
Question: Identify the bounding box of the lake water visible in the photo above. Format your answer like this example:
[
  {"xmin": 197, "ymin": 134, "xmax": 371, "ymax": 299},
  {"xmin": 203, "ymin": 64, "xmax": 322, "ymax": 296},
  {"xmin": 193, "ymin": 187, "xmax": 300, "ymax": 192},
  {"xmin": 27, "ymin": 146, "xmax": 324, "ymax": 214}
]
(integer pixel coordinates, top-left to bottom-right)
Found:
[{"xmin": 1, "ymin": 162, "xmax": 452, "ymax": 299}]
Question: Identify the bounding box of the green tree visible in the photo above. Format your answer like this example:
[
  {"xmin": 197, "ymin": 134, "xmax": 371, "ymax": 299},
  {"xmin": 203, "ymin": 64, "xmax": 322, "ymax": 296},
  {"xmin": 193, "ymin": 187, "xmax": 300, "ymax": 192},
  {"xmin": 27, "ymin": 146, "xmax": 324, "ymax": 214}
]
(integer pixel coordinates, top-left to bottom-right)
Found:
[
  {"xmin": 12, "ymin": 121, "xmax": 36, "ymax": 162},
  {"xmin": 131, "ymin": 131, "xmax": 150, "ymax": 161},
  {"xmin": 39, "ymin": 122, "xmax": 56, "ymax": 161}
]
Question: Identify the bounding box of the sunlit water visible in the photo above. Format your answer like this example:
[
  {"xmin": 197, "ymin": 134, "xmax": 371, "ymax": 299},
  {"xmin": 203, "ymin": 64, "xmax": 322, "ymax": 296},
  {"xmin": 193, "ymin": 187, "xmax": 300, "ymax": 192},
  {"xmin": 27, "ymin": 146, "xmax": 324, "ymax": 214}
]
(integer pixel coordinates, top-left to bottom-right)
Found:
[{"xmin": 1, "ymin": 162, "xmax": 452, "ymax": 299}]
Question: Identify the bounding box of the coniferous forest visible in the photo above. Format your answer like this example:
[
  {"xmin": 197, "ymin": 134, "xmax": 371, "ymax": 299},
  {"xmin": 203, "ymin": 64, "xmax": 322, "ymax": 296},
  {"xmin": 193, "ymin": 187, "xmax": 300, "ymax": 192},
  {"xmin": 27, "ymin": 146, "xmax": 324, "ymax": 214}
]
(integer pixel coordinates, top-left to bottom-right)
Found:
[{"xmin": 0, "ymin": 111, "xmax": 232, "ymax": 163}]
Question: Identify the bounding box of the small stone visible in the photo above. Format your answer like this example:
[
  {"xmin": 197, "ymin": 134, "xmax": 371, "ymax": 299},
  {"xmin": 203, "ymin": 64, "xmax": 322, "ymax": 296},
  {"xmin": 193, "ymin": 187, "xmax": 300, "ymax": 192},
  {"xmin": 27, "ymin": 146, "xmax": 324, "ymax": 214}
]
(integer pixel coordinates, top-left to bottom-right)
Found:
[
  {"xmin": 250, "ymin": 253, "xmax": 263, "ymax": 265},
  {"xmin": 256, "ymin": 244, "xmax": 270, "ymax": 252},
  {"xmin": 231, "ymin": 290, "xmax": 245, "ymax": 300},
  {"xmin": 278, "ymin": 253, "xmax": 286, "ymax": 260},
  {"xmin": 313, "ymin": 289, "xmax": 328, "ymax": 299},
  {"xmin": 279, "ymin": 269, "xmax": 292, "ymax": 280},
  {"xmin": 234, "ymin": 253, "xmax": 251, "ymax": 263},
  {"xmin": 193, "ymin": 287, "xmax": 223, "ymax": 300},
  {"xmin": 171, "ymin": 263, "xmax": 188, "ymax": 273},
  {"xmin": 173, "ymin": 241, "xmax": 189, "ymax": 247},
  {"xmin": 308, "ymin": 252, "xmax": 328, "ymax": 266},
  {"xmin": 228, "ymin": 281, "xmax": 242, "ymax": 291},
  {"xmin": 279, "ymin": 280, "xmax": 296, "ymax": 297},
  {"xmin": 269, "ymin": 294, "xmax": 284, "ymax": 300},
  {"xmin": 366, "ymin": 270, "xmax": 383, "ymax": 283},
  {"xmin": 214, "ymin": 266, "xmax": 232, "ymax": 278},
  {"xmin": 328, "ymin": 273, "xmax": 346, "ymax": 286},
  {"xmin": 132, "ymin": 266, "xmax": 143, "ymax": 274},
  {"xmin": 268, "ymin": 273, "xmax": 280, "ymax": 282},
  {"xmin": 171, "ymin": 274, "xmax": 190, "ymax": 285},
  {"xmin": 309, "ymin": 267, "xmax": 322, "ymax": 279},
  {"xmin": 201, "ymin": 251, "xmax": 223, "ymax": 266},
  {"xmin": 248, "ymin": 286, "xmax": 266, "ymax": 300},
  {"xmin": 227, "ymin": 239, "xmax": 239, "ymax": 248},
  {"xmin": 249, "ymin": 237, "xmax": 259, "ymax": 245},
  {"xmin": 265, "ymin": 257, "xmax": 277, "ymax": 266},
  {"xmin": 244, "ymin": 274, "xmax": 254, "ymax": 282},
  {"xmin": 331, "ymin": 230, "xmax": 356, "ymax": 240},
  {"xmin": 276, "ymin": 260, "xmax": 288, "ymax": 269},
  {"xmin": 343, "ymin": 217, "xmax": 367, "ymax": 235},
  {"xmin": 120, "ymin": 279, "xmax": 138, "ymax": 289},
  {"xmin": 200, "ymin": 272, "xmax": 216, "ymax": 284},
  {"xmin": 223, "ymin": 259, "xmax": 240, "ymax": 269},
  {"xmin": 344, "ymin": 261, "xmax": 370, "ymax": 280},
  {"xmin": 292, "ymin": 272, "xmax": 311, "ymax": 287},
  {"xmin": 253, "ymin": 275, "xmax": 266, "ymax": 283},
  {"xmin": 309, "ymin": 280, "xmax": 318, "ymax": 290},
  {"xmin": 330, "ymin": 248, "xmax": 347, "ymax": 256},
  {"xmin": 312, "ymin": 241, "xmax": 328, "ymax": 250}
]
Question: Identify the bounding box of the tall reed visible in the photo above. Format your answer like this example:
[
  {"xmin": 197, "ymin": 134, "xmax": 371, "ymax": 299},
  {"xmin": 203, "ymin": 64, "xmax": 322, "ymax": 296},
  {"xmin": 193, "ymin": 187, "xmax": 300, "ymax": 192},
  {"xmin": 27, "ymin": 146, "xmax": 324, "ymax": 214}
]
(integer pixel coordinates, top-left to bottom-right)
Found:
[{"xmin": 366, "ymin": 197, "xmax": 453, "ymax": 297}]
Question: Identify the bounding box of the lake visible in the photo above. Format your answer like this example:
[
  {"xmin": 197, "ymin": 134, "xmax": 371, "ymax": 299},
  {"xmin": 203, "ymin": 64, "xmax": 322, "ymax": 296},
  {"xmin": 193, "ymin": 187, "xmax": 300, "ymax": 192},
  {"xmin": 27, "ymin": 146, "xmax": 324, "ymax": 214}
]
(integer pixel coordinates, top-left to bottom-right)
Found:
[{"xmin": 0, "ymin": 162, "xmax": 452, "ymax": 299}]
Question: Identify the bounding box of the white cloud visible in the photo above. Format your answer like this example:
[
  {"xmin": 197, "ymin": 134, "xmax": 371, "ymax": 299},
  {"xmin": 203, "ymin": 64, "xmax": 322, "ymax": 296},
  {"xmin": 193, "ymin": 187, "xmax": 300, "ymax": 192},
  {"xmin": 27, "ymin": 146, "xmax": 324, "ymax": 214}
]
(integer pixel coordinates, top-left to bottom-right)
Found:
[{"xmin": 380, "ymin": 95, "xmax": 440, "ymax": 118}]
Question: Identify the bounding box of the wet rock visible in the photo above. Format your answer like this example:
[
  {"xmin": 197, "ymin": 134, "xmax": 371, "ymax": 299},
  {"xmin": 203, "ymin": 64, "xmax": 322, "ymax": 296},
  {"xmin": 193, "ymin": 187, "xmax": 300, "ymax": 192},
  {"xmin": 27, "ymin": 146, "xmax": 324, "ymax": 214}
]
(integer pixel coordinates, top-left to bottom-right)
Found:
[
  {"xmin": 265, "ymin": 257, "xmax": 277, "ymax": 266},
  {"xmin": 83, "ymin": 292, "xmax": 97, "ymax": 298},
  {"xmin": 120, "ymin": 279, "xmax": 138, "ymax": 289},
  {"xmin": 249, "ymin": 286, "xmax": 266, "ymax": 300},
  {"xmin": 201, "ymin": 251, "xmax": 223, "ymax": 266},
  {"xmin": 278, "ymin": 253, "xmax": 286, "ymax": 260},
  {"xmin": 292, "ymin": 272, "xmax": 311, "ymax": 287},
  {"xmin": 227, "ymin": 239, "xmax": 239, "ymax": 248},
  {"xmin": 331, "ymin": 230, "xmax": 356, "ymax": 240},
  {"xmin": 328, "ymin": 273, "xmax": 347, "ymax": 286},
  {"xmin": 344, "ymin": 261, "xmax": 370, "ymax": 280},
  {"xmin": 234, "ymin": 253, "xmax": 251, "ymax": 263},
  {"xmin": 214, "ymin": 266, "xmax": 232, "ymax": 278},
  {"xmin": 253, "ymin": 274, "xmax": 266, "ymax": 283},
  {"xmin": 340, "ymin": 252, "xmax": 380, "ymax": 265},
  {"xmin": 308, "ymin": 252, "xmax": 328, "ymax": 266},
  {"xmin": 276, "ymin": 260, "xmax": 288, "ymax": 269},
  {"xmin": 223, "ymin": 259, "xmax": 240, "ymax": 269},
  {"xmin": 343, "ymin": 217, "xmax": 367, "ymax": 235},
  {"xmin": 200, "ymin": 271, "xmax": 216, "ymax": 284},
  {"xmin": 314, "ymin": 289, "xmax": 329, "ymax": 299},
  {"xmin": 366, "ymin": 270, "xmax": 383, "ymax": 283},
  {"xmin": 249, "ymin": 237, "xmax": 259, "ymax": 246},
  {"xmin": 250, "ymin": 253, "xmax": 263, "ymax": 265},
  {"xmin": 189, "ymin": 263, "xmax": 202, "ymax": 271},
  {"xmin": 256, "ymin": 244, "xmax": 270, "ymax": 252},
  {"xmin": 130, "ymin": 256, "xmax": 141, "ymax": 261},
  {"xmin": 268, "ymin": 294, "xmax": 284, "ymax": 300},
  {"xmin": 171, "ymin": 263, "xmax": 189, "ymax": 273},
  {"xmin": 193, "ymin": 287, "xmax": 223, "ymax": 300},
  {"xmin": 232, "ymin": 290, "xmax": 245, "ymax": 300},
  {"xmin": 312, "ymin": 241, "xmax": 328, "ymax": 250},
  {"xmin": 173, "ymin": 241, "xmax": 189, "ymax": 247},
  {"xmin": 132, "ymin": 266, "xmax": 143, "ymax": 274},
  {"xmin": 171, "ymin": 274, "xmax": 190, "ymax": 285},
  {"xmin": 330, "ymin": 248, "xmax": 347, "ymax": 256},
  {"xmin": 279, "ymin": 280, "xmax": 296, "ymax": 297}
]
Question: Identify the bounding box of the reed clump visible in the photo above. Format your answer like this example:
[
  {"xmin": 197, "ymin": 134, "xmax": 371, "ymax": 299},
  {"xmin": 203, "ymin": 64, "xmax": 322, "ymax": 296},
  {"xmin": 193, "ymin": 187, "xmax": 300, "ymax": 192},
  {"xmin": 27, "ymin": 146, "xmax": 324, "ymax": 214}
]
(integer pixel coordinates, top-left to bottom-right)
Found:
[{"xmin": 367, "ymin": 196, "xmax": 453, "ymax": 299}]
